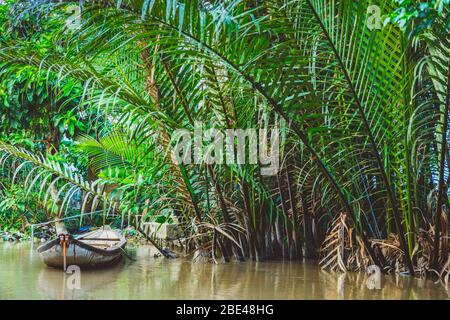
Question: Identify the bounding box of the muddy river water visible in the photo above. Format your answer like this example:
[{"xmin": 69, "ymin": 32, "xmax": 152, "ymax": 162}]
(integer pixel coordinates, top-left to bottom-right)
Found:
[{"xmin": 0, "ymin": 242, "xmax": 448, "ymax": 299}]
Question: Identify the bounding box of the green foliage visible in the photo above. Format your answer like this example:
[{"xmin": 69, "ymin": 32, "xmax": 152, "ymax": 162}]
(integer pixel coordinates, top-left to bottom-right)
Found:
[
  {"xmin": 0, "ymin": 0, "xmax": 88, "ymax": 231},
  {"xmin": 0, "ymin": 0, "xmax": 448, "ymax": 274},
  {"xmin": 388, "ymin": 0, "xmax": 449, "ymax": 36},
  {"xmin": 0, "ymin": 180, "xmax": 48, "ymax": 234},
  {"xmin": 0, "ymin": 0, "xmax": 84, "ymax": 145},
  {"xmin": 0, "ymin": 185, "xmax": 27, "ymax": 214}
]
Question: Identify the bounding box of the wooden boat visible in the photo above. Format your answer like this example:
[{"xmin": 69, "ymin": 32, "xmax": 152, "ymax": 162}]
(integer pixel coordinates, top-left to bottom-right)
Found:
[{"xmin": 37, "ymin": 226, "xmax": 127, "ymax": 269}]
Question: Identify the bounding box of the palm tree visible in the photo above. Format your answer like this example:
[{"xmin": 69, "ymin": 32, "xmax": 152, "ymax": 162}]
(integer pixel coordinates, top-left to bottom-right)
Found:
[{"xmin": 0, "ymin": 0, "xmax": 448, "ymax": 276}]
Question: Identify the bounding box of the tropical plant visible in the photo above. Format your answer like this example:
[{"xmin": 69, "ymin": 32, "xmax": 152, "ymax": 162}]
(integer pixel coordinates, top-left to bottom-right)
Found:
[{"xmin": 0, "ymin": 0, "xmax": 448, "ymax": 277}]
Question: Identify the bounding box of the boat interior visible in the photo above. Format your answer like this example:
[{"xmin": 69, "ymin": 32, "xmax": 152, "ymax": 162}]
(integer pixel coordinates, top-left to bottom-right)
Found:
[{"xmin": 76, "ymin": 226, "xmax": 123, "ymax": 249}]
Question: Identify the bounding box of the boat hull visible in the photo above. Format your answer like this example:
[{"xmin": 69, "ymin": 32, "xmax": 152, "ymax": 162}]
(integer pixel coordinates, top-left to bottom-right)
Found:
[
  {"xmin": 37, "ymin": 226, "xmax": 127, "ymax": 269},
  {"xmin": 37, "ymin": 237, "xmax": 127, "ymax": 269}
]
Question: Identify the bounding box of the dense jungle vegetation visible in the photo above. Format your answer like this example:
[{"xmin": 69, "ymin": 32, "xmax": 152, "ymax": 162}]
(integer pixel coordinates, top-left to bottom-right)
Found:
[{"xmin": 0, "ymin": 0, "xmax": 448, "ymax": 278}]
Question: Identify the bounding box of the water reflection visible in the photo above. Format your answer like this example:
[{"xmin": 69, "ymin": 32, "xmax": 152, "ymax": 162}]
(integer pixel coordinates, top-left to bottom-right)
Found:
[
  {"xmin": 0, "ymin": 242, "xmax": 448, "ymax": 300},
  {"xmin": 37, "ymin": 263, "xmax": 126, "ymax": 299}
]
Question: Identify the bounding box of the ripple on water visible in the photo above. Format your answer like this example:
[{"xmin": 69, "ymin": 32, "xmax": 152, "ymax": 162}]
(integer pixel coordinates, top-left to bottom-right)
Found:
[{"xmin": 0, "ymin": 242, "xmax": 448, "ymax": 300}]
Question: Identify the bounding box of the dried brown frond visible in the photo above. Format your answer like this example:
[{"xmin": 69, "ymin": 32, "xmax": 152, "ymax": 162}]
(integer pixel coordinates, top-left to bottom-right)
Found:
[{"xmin": 319, "ymin": 213, "xmax": 371, "ymax": 272}]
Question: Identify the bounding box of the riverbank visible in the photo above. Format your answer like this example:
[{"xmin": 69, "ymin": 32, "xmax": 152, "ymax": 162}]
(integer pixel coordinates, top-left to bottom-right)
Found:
[
  {"xmin": 1, "ymin": 242, "xmax": 449, "ymax": 300},
  {"xmin": 0, "ymin": 226, "xmax": 148, "ymax": 243}
]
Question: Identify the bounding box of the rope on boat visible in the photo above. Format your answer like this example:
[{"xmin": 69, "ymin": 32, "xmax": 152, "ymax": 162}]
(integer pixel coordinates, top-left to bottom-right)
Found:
[
  {"xmin": 63, "ymin": 241, "xmax": 66, "ymax": 271},
  {"xmin": 59, "ymin": 234, "xmax": 71, "ymax": 272},
  {"xmin": 118, "ymin": 247, "xmax": 137, "ymax": 261},
  {"xmin": 59, "ymin": 234, "xmax": 75, "ymax": 272}
]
